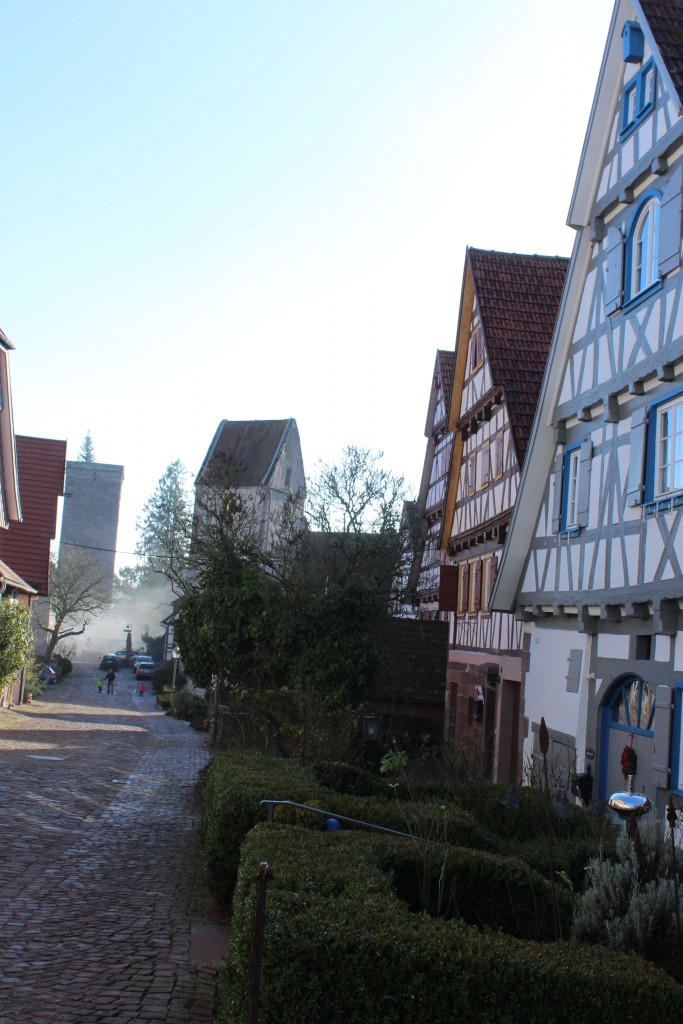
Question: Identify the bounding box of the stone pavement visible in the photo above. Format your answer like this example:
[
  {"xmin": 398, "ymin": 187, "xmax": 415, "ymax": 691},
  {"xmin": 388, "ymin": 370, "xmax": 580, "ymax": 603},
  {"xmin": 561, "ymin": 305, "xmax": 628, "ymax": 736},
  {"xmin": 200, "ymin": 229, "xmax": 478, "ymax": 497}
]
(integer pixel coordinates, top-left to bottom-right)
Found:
[{"xmin": 0, "ymin": 663, "xmax": 229, "ymax": 1024}]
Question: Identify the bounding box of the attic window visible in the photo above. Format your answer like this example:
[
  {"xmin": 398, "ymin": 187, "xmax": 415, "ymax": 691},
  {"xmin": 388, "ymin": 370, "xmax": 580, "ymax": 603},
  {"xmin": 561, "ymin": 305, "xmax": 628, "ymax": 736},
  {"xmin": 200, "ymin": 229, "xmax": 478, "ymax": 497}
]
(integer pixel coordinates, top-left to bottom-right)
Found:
[{"xmin": 620, "ymin": 58, "xmax": 656, "ymax": 138}]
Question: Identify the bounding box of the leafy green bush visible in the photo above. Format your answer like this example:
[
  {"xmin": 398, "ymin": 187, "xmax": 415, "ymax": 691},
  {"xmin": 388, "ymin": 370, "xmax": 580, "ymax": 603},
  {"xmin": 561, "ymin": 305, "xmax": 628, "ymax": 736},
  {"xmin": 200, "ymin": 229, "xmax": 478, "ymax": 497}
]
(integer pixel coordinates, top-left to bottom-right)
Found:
[
  {"xmin": 200, "ymin": 753, "xmax": 319, "ymax": 906},
  {"xmin": 377, "ymin": 835, "xmax": 573, "ymax": 940},
  {"xmin": 200, "ymin": 753, "xmax": 504, "ymax": 908},
  {"xmin": 312, "ymin": 760, "xmax": 391, "ymax": 798},
  {"xmin": 217, "ymin": 824, "xmax": 680, "ymax": 1024},
  {"xmin": 170, "ymin": 690, "xmax": 207, "ymax": 729}
]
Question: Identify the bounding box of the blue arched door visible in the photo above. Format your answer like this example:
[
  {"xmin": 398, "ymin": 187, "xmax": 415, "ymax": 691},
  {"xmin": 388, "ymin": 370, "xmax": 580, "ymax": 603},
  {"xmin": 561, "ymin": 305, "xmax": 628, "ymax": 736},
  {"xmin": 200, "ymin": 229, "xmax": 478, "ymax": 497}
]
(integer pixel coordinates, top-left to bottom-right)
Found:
[{"xmin": 599, "ymin": 675, "xmax": 655, "ymax": 800}]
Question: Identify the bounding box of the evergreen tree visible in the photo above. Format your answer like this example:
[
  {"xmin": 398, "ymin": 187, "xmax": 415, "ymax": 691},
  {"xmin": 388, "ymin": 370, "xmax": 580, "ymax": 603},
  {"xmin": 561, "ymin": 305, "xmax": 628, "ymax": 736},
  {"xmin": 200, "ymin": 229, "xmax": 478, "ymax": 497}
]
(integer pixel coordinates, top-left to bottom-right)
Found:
[
  {"xmin": 79, "ymin": 431, "xmax": 96, "ymax": 462},
  {"xmin": 136, "ymin": 460, "xmax": 192, "ymax": 587}
]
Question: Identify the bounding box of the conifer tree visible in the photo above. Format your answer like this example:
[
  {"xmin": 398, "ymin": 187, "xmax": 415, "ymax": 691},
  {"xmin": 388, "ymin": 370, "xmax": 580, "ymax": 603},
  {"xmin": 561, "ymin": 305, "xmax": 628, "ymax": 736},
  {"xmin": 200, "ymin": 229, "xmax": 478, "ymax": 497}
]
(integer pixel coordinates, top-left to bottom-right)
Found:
[{"xmin": 79, "ymin": 431, "xmax": 96, "ymax": 462}]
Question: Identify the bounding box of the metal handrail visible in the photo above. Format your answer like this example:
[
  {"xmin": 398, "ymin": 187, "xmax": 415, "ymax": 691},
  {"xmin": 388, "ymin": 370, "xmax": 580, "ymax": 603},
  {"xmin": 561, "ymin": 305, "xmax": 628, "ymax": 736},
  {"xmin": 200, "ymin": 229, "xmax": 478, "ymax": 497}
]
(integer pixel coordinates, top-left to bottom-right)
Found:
[{"xmin": 259, "ymin": 799, "xmax": 428, "ymax": 842}]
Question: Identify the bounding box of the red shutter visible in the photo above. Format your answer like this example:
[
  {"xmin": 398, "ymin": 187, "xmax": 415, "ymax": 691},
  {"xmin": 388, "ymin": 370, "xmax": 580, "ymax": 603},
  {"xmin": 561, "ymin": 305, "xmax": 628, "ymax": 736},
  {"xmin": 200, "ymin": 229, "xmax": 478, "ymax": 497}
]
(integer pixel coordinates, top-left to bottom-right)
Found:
[
  {"xmin": 487, "ymin": 554, "xmax": 498, "ymax": 611},
  {"xmin": 438, "ymin": 564, "xmax": 459, "ymax": 612},
  {"xmin": 473, "ymin": 561, "xmax": 482, "ymax": 612}
]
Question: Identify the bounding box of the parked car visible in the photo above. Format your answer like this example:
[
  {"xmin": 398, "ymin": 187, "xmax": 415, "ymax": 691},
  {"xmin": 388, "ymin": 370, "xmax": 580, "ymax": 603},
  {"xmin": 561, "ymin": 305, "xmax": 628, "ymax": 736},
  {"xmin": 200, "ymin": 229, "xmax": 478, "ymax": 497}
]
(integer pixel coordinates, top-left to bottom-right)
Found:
[
  {"xmin": 133, "ymin": 654, "xmax": 153, "ymax": 669},
  {"xmin": 99, "ymin": 654, "xmax": 119, "ymax": 671},
  {"xmin": 113, "ymin": 649, "xmax": 129, "ymax": 665},
  {"xmin": 135, "ymin": 662, "xmax": 156, "ymax": 680}
]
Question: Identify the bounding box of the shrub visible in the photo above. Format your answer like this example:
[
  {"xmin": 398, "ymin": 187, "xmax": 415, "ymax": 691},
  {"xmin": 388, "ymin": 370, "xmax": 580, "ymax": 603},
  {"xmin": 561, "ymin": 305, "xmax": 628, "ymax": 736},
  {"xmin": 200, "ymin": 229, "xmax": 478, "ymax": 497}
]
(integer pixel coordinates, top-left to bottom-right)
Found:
[
  {"xmin": 170, "ymin": 690, "xmax": 207, "ymax": 729},
  {"xmin": 312, "ymin": 760, "xmax": 389, "ymax": 798},
  {"xmin": 376, "ymin": 835, "xmax": 573, "ymax": 940},
  {"xmin": 217, "ymin": 824, "xmax": 680, "ymax": 1024},
  {"xmin": 573, "ymin": 817, "xmax": 683, "ymax": 980},
  {"xmin": 200, "ymin": 753, "xmax": 319, "ymax": 906}
]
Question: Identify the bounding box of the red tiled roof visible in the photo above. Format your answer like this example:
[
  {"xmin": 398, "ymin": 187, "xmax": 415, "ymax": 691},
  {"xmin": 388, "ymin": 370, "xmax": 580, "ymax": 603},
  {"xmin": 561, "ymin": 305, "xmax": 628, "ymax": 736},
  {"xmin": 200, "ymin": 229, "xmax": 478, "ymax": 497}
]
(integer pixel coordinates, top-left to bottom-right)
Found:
[
  {"xmin": 197, "ymin": 419, "xmax": 292, "ymax": 486},
  {"xmin": 0, "ymin": 436, "xmax": 66, "ymax": 595},
  {"xmin": 640, "ymin": 0, "xmax": 683, "ymax": 104},
  {"xmin": 0, "ymin": 557, "xmax": 35, "ymax": 595},
  {"xmin": 436, "ymin": 350, "xmax": 455, "ymax": 410},
  {"xmin": 468, "ymin": 249, "xmax": 568, "ymax": 463}
]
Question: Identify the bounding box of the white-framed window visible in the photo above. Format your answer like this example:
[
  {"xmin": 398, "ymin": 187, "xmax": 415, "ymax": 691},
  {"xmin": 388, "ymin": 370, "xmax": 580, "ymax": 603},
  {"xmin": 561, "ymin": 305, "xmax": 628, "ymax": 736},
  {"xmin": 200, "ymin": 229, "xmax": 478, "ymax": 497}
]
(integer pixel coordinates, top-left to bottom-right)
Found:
[
  {"xmin": 467, "ymin": 452, "xmax": 476, "ymax": 496},
  {"xmin": 481, "ymin": 554, "xmax": 498, "ymax": 616},
  {"xmin": 469, "ymin": 325, "xmax": 484, "ymax": 373},
  {"xmin": 479, "ymin": 441, "xmax": 490, "ymax": 490},
  {"xmin": 630, "ymin": 197, "xmax": 660, "ymax": 298},
  {"xmin": 562, "ymin": 447, "xmax": 581, "ymax": 529},
  {"xmin": 655, "ymin": 394, "xmax": 683, "ymax": 497},
  {"xmin": 468, "ymin": 558, "xmax": 481, "ymax": 615},
  {"xmin": 493, "ymin": 431, "xmax": 504, "ymax": 479}
]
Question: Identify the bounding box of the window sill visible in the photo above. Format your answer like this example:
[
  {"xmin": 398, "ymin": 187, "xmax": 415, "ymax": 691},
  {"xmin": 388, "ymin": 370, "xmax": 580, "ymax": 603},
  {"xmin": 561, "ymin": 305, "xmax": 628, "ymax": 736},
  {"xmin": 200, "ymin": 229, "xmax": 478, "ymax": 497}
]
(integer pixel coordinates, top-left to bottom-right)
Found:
[
  {"xmin": 559, "ymin": 527, "xmax": 581, "ymax": 539},
  {"xmin": 619, "ymin": 103, "xmax": 654, "ymax": 141},
  {"xmin": 622, "ymin": 279, "xmax": 662, "ymax": 314},
  {"xmin": 644, "ymin": 493, "xmax": 683, "ymax": 516}
]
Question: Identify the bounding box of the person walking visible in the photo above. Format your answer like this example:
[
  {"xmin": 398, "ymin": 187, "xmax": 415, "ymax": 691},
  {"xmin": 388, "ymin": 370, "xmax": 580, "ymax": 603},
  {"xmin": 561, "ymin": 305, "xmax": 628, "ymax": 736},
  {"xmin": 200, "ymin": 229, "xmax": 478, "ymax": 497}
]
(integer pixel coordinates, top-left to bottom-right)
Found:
[
  {"xmin": 137, "ymin": 681, "xmax": 146, "ymax": 698},
  {"xmin": 98, "ymin": 678, "xmax": 104, "ymax": 694},
  {"xmin": 105, "ymin": 669, "xmax": 116, "ymax": 694}
]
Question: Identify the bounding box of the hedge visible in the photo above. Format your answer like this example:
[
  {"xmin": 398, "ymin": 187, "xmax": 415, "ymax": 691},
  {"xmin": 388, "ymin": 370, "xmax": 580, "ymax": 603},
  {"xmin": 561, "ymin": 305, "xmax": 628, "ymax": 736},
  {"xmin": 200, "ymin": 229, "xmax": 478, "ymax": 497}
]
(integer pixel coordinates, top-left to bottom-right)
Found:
[
  {"xmin": 217, "ymin": 825, "xmax": 680, "ymax": 1024},
  {"xmin": 200, "ymin": 753, "xmax": 499, "ymax": 906}
]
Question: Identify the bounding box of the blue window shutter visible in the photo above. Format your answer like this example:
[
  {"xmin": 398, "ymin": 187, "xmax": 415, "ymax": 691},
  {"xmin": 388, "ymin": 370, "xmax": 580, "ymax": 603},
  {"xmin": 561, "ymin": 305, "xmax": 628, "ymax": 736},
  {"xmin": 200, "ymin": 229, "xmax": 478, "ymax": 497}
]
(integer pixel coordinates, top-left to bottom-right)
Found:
[
  {"xmin": 604, "ymin": 226, "xmax": 623, "ymax": 315},
  {"xmin": 652, "ymin": 684, "xmax": 672, "ymax": 790},
  {"xmin": 658, "ymin": 165, "xmax": 682, "ymax": 277},
  {"xmin": 626, "ymin": 408, "xmax": 647, "ymax": 506},
  {"xmin": 551, "ymin": 452, "xmax": 564, "ymax": 533},
  {"xmin": 576, "ymin": 440, "xmax": 593, "ymax": 528}
]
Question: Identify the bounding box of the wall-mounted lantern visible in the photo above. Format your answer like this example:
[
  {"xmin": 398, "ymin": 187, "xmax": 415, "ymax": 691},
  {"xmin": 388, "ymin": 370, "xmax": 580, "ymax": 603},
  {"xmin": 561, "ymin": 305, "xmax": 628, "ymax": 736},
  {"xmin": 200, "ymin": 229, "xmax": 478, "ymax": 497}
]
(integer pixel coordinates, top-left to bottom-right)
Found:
[{"xmin": 362, "ymin": 712, "xmax": 382, "ymax": 742}]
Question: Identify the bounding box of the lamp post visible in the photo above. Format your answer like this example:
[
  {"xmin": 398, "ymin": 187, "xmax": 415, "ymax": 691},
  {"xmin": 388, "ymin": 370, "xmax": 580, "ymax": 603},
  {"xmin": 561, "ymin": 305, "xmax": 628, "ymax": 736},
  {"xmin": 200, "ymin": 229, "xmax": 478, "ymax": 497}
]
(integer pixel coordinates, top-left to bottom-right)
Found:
[
  {"xmin": 171, "ymin": 644, "xmax": 180, "ymax": 691},
  {"xmin": 124, "ymin": 625, "xmax": 132, "ymax": 665}
]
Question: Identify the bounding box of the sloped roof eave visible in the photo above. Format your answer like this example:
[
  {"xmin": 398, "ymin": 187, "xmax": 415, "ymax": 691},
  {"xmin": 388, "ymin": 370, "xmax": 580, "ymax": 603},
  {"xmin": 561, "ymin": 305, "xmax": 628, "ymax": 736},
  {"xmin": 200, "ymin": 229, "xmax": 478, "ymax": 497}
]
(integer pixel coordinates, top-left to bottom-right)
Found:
[{"xmin": 491, "ymin": 228, "xmax": 588, "ymax": 612}]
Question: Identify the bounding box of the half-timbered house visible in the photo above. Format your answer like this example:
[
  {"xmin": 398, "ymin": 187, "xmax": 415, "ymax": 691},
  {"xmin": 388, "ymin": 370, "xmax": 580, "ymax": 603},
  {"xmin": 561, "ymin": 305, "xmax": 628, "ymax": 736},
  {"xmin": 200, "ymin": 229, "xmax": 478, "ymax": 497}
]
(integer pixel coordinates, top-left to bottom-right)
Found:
[
  {"xmin": 493, "ymin": 0, "xmax": 683, "ymax": 807},
  {"xmin": 443, "ymin": 248, "xmax": 568, "ymax": 782},
  {"xmin": 409, "ymin": 349, "xmax": 456, "ymax": 617}
]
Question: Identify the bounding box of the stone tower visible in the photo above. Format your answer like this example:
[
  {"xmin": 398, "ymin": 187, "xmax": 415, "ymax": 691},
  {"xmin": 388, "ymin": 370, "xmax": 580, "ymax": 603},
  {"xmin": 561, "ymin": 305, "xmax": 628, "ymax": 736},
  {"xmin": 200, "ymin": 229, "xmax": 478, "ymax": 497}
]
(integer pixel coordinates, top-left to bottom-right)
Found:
[{"xmin": 59, "ymin": 461, "xmax": 124, "ymax": 586}]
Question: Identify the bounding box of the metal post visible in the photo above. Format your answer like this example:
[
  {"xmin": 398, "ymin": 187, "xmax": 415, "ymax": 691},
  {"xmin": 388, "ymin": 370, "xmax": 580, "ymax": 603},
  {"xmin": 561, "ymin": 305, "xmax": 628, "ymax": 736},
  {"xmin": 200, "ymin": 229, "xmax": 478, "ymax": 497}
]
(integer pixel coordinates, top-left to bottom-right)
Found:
[
  {"xmin": 666, "ymin": 798, "xmax": 683, "ymax": 981},
  {"xmin": 248, "ymin": 862, "xmax": 273, "ymax": 1024}
]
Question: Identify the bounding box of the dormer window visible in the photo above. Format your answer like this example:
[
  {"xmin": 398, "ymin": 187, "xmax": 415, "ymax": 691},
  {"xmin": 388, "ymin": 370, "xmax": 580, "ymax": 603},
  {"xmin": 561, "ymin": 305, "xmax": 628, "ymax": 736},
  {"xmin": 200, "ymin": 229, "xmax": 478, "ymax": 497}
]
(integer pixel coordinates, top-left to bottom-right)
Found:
[{"xmin": 620, "ymin": 58, "xmax": 656, "ymax": 138}]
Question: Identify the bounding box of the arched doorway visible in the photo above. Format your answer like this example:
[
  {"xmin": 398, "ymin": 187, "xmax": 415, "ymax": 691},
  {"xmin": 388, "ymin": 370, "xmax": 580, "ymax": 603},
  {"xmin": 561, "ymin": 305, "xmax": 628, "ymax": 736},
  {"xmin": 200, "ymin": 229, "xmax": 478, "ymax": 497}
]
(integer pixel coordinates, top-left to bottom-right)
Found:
[{"xmin": 599, "ymin": 675, "xmax": 655, "ymax": 800}]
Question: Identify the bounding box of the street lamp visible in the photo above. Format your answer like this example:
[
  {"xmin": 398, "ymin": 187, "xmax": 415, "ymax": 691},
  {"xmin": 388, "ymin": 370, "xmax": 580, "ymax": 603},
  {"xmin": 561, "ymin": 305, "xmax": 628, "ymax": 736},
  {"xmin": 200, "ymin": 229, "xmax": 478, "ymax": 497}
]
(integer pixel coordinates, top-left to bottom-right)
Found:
[
  {"xmin": 124, "ymin": 625, "xmax": 132, "ymax": 664},
  {"xmin": 362, "ymin": 711, "xmax": 382, "ymax": 742},
  {"xmin": 171, "ymin": 644, "xmax": 180, "ymax": 691}
]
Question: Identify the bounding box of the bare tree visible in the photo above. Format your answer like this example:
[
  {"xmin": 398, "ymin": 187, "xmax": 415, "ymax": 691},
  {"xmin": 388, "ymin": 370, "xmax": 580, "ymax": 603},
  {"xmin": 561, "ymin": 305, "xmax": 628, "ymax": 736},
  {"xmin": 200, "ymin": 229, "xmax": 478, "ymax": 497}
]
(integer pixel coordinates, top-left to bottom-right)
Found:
[
  {"xmin": 306, "ymin": 445, "xmax": 407, "ymax": 534},
  {"xmin": 37, "ymin": 552, "xmax": 113, "ymax": 660}
]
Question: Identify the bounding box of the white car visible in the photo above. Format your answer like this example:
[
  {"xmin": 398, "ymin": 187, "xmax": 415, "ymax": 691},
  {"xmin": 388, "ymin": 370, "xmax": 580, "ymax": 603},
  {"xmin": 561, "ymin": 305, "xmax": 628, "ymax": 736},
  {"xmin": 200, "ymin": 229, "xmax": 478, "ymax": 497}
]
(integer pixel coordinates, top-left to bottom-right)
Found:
[{"xmin": 133, "ymin": 655, "xmax": 154, "ymax": 671}]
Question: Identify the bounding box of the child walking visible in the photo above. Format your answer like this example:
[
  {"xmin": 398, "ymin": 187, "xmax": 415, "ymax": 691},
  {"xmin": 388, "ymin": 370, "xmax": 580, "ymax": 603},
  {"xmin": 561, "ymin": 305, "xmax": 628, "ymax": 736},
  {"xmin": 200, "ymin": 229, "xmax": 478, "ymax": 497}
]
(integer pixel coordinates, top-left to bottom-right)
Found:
[
  {"xmin": 98, "ymin": 678, "xmax": 104, "ymax": 694},
  {"xmin": 137, "ymin": 681, "xmax": 146, "ymax": 697}
]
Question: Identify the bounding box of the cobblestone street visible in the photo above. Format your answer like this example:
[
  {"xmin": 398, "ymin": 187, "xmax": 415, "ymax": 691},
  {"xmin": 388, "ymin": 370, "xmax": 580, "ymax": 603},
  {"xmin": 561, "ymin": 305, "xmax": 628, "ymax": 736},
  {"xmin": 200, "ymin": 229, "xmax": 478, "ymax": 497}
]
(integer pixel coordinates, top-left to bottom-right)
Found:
[{"xmin": 0, "ymin": 663, "xmax": 228, "ymax": 1024}]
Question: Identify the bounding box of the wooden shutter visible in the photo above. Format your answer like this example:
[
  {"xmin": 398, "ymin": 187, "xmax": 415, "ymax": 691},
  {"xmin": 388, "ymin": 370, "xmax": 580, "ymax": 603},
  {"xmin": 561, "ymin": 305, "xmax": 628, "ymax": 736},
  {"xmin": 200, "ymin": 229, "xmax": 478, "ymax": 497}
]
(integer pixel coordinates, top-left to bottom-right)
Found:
[
  {"xmin": 481, "ymin": 444, "xmax": 490, "ymax": 487},
  {"xmin": 658, "ymin": 164, "xmax": 683, "ymax": 277},
  {"xmin": 473, "ymin": 560, "xmax": 482, "ymax": 612},
  {"xmin": 494, "ymin": 434, "xmax": 504, "ymax": 478},
  {"xmin": 604, "ymin": 226, "xmax": 623, "ymax": 315},
  {"xmin": 626, "ymin": 407, "xmax": 648, "ymax": 506},
  {"xmin": 550, "ymin": 451, "xmax": 564, "ymax": 533},
  {"xmin": 565, "ymin": 649, "xmax": 582, "ymax": 693},
  {"xmin": 489, "ymin": 553, "xmax": 498, "ymax": 595},
  {"xmin": 438, "ymin": 564, "xmax": 459, "ymax": 612},
  {"xmin": 458, "ymin": 562, "xmax": 469, "ymax": 614},
  {"xmin": 652, "ymin": 684, "xmax": 673, "ymax": 789},
  {"xmin": 576, "ymin": 439, "xmax": 593, "ymax": 528}
]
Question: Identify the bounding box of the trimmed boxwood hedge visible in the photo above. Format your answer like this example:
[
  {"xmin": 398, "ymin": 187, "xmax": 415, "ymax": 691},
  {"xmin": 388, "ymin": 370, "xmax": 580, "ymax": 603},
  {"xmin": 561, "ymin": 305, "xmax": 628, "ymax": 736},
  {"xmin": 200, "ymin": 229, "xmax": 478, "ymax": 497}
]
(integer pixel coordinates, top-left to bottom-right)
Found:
[
  {"xmin": 200, "ymin": 753, "xmax": 500, "ymax": 906},
  {"xmin": 218, "ymin": 825, "xmax": 680, "ymax": 1024}
]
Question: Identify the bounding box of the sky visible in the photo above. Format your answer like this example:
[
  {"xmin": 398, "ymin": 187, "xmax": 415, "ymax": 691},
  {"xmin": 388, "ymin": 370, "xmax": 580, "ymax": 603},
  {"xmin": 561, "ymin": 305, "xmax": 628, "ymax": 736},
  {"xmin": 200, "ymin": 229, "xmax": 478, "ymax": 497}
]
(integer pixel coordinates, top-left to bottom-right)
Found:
[{"xmin": 0, "ymin": 0, "xmax": 615, "ymax": 571}]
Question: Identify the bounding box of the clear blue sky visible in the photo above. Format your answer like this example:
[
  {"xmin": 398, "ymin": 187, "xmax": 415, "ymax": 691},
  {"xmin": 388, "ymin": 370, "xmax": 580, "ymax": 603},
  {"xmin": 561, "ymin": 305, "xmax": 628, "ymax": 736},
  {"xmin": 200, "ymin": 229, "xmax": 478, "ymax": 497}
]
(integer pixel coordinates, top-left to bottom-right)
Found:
[{"xmin": 0, "ymin": 1, "xmax": 614, "ymax": 568}]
